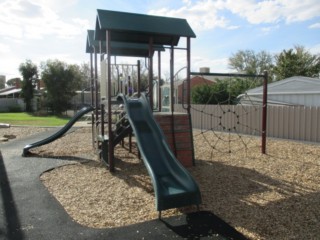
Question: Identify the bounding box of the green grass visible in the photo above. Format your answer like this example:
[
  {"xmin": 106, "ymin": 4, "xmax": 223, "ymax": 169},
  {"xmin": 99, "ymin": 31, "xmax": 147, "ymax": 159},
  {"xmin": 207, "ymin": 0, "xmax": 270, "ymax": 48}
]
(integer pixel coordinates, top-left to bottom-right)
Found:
[{"xmin": 0, "ymin": 113, "xmax": 71, "ymax": 126}]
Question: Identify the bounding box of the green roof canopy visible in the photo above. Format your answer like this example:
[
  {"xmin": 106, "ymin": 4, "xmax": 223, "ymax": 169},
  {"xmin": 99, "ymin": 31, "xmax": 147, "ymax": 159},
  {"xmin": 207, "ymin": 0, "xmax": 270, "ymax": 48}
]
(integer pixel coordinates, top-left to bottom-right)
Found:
[
  {"xmin": 95, "ymin": 9, "xmax": 196, "ymax": 46},
  {"xmin": 86, "ymin": 29, "xmax": 164, "ymax": 57},
  {"xmin": 86, "ymin": 30, "xmax": 100, "ymax": 53}
]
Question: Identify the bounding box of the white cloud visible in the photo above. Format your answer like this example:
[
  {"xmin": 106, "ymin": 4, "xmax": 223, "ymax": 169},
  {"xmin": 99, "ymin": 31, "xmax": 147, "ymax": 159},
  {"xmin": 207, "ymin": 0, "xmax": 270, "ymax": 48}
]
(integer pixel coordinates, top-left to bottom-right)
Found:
[
  {"xmin": 225, "ymin": 0, "xmax": 282, "ymax": 24},
  {"xmin": 0, "ymin": 0, "xmax": 88, "ymax": 40},
  {"xmin": 309, "ymin": 44, "xmax": 320, "ymax": 54},
  {"xmin": 0, "ymin": 43, "xmax": 11, "ymax": 53},
  {"xmin": 31, "ymin": 0, "xmax": 78, "ymax": 12},
  {"xmin": 261, "ymin": 25, "xmax": 280, "ymax": 35},
  {"xmin": 309, "ymin": 23, "xmax": 320, "ymax": 29},
  {"xmin": 182, "ymin": 0, "xmax": 192, "ymax": 6},
  {"xmin": 149, "ymin": 0, "xmax": 320, "ymax": 32},
  {"xmin": 225, "ymin": 0, "xmax": 320, "ymax": 24},
  {"xmin": 149, "ymin": 0, "xmax": 236, "ymax": 32},
  {"xmin": 191, "ymin": 55, "xmax": 229, "ymax": 73},
  {"xmin": 0, "ymin": 53, "xmax": 23, "ymax": 79}
]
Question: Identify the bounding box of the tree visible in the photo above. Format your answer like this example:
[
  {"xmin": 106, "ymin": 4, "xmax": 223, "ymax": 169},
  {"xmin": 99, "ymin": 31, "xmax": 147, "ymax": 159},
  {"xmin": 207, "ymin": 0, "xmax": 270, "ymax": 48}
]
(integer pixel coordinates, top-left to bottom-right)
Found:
[
  {"xmin": 192, "ymin": 78, "xmax": 254, "ymax": 105},
  {"xmin": 78, "ymin": 62, "xmax": 91, "ymax": 90},
  {"xmin": 228, "ymin": 50, "xmax": 273, "ymax": 75},
  {"xmin": 19, "ymin": 60, "xmax": 38, "ymax": 112},
  {"xmin": 110, "ymin": 60, "xmax": 149, "ymax": 94},
  {"xmin": 41, "ymin": 60, "xmax": 83, "ymax": 115},
  {"xmin": 0, "ymin": 76, "xmax": 5, "ymax": 89},
  {"xmin": 273, "ymin": 45, "xmax": 320, "ymax": 80},
  {"xmin": 192, "ymin": 84, "xmax": 215, "ymax": 104},
  {"xmin": 6, "ymin": 78, "xmax": 22, "ymax": 87}
]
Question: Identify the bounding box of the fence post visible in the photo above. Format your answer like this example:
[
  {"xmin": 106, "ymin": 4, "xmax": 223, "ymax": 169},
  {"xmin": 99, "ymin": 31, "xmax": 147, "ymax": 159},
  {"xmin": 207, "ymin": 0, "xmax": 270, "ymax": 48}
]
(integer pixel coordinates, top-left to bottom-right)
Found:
[{"xmin": 261, "ymin": 71, "xmax": 268, "ymax": 154}]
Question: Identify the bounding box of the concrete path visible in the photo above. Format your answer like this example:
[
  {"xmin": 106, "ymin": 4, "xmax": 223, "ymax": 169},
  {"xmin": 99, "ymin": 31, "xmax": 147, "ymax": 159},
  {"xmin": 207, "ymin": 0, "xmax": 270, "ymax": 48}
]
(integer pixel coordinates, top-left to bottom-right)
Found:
[{"xmin": 0, "ymin": 130, "xmax": 247, "ymax": 240}]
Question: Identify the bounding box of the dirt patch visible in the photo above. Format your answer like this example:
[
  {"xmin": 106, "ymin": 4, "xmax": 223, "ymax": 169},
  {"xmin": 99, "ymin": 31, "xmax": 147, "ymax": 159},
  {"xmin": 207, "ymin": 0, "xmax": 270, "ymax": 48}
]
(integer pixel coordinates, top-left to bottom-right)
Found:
[{"xmin": 0, "ymin": 126, "xmax": 50, "ymax": 142}]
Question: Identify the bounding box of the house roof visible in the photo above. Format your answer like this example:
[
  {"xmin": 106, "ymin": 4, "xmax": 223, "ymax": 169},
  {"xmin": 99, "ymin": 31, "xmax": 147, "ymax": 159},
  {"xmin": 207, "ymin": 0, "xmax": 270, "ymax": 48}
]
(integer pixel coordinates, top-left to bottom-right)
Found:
[
  {"xmin": 246, "ymin": 76, "xmax": 320, "ymax": 95},
  {"xmin": 175, "ymin": 75, "xmax": 217, "ymax": 86},
  {"xmin": 0, "ymin": 88, "xmax": 21, "ymax": 96},
  {"xmin": 86, "ymin": 29, "xmax": 164, "ymax": 57},
  {"xmin": 94, "ymin": 9, "xmax": 196, "ymax": 46},
  {"xmin": 190, "ymin": 74, "xmax": 217, "ymax": 82},
  {"xmin": 239, "ymin": 95, "xmax": 297, "ymax": 106}
]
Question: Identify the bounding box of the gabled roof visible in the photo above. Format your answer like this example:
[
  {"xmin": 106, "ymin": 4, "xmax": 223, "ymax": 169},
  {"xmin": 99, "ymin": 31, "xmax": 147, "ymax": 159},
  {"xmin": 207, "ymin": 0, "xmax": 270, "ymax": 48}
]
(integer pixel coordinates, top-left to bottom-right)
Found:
[
  {"xmin": 86, "ymin": 29, "xmax": 164, "ymax": 57},
  {"xmin": 246, "ymin": 76, "xmax": 320, "ymax": 95},
  {"xmin": 86, "ymin": 30, "xmax": 100, "ymax": 53},
  {"xmin": 94, "ymin": 9, "xmax": 196, "ymax": 46},
  {"xmin": 175, "ymin": 75, "xmax": 217, "ymax": 87},
  {"xmin": 190, "ymin": 74, "xmax": 217, "ymax": 82}
]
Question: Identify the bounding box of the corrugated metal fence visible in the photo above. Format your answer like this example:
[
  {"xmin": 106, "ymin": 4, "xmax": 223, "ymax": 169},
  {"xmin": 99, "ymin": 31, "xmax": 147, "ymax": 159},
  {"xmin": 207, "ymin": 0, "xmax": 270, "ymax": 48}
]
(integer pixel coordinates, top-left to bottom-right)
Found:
[
  {"xmin": 175, "ymin": 104, "xmax": 320, "ymax": 143},
  {"xmin": 0, "ymin": 98, "xmax": 25, "ymax": 112}
]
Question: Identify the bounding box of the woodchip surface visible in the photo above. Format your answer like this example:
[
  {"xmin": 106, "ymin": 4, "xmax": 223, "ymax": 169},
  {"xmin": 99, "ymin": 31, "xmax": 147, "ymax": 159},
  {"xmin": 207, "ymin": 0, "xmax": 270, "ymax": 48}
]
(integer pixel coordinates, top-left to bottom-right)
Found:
[{"xmin": 1, "ymin": 125, "xmax": 319, "ymax": 240}]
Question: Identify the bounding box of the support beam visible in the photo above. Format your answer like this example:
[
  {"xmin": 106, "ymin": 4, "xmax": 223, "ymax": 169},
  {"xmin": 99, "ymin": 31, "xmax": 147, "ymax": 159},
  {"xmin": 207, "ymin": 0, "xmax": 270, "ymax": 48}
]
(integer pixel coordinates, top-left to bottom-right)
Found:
[
  {"xmin": 94, "ymin": 47, "xmax": 99, "ymax": 150},
  {"xmin": 90, "ymin": 51, "xmax": 94, "ymax": 107},
  {"xmin": 170, "ymin": 43, "xmax": 177, "ymax": 156},
  {"xmin": 158, "ymin": 50, "xmax": 162, "ymax": 111},
  {"xmin": 261, "ymin": 70, "xmax": 268, "ymax": 154},
  {"xmin": 106, "ymin": 30, "xmax": 115, "ymax": 171},
  {"xmin": 186, "ymin": 37, "xmax": 195, "ymax": 166},
  {"xmin": 137, "ymin": 60, "xmax": 141, "ymax": 97},
  {"xmin": 186, "ymin": 37, "xmax": 191, "ymax": 112},
  {"xmin": 170, "ymin": 44, "xmax": 174, "ymax": 112},
  {"xmin": 148, "ymin": 37, "xmax": 154, "ymax": 109},
  {"xmin": 90, "ymin": 50, "xmax": 95, "ymax": 148}
]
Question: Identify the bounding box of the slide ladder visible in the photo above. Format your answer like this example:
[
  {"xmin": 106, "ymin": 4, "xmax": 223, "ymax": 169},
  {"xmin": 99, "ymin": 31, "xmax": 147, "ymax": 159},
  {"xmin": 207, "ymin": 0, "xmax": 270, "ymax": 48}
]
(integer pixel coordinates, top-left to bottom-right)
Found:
[{"xmin": 98, "ymin": 116, "xmax": 132, "ymax": 166}]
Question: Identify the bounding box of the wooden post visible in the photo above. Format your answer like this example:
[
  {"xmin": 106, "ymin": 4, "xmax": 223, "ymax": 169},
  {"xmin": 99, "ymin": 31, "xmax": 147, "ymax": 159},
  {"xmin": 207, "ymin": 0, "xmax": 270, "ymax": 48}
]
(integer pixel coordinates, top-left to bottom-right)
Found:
[
  {"xmin": 158, "ymin": 50, "xmax": 162, "ymax": 111},
  {"xmin": 137, "ymin": 60, "xmax": 141, "ymax": 97},
  {"xmin": 170, "ymin": 44, "xmax": 174, "ymax": 112},
  {"xmin": 170, "ymin": 43, "xmax": 177, "ymax": 156},
  {"xmin": 261, "ymin": 70, "xmax": 268, "ymax": 154},
  {"xmin": 148, "ymin": 37, "xmax": 154, "ymax": 109},
  {"xmin": 107, "ymin": 30, "xmax": 114, "ymax": 171},
  {"xmin": 186, "ymin": 37, "xmax": 191, "ymax": 112},
  {"xmin": 187, "ymin": 37, "xmax": 195, "ymax": 165},
  {"xmin": 94, "ymin": 47, "xmax": 99, "ymax": 150},
  {"xmin": 101, "ymin": 104, "xmax": 105, "ymax": 136},
  {"xmin": 89, "ymin": 50, "xmax": 95, "ymax": 148},
  {"xmin": 90, "ymin": 51, "xmax": 94, "ymax": 106}
]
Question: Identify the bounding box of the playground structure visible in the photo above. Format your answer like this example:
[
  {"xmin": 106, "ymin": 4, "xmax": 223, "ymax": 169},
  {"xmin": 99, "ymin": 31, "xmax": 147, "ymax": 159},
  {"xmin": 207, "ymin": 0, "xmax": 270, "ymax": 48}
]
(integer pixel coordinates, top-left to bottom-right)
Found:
[
  {"xmin": 86, "ymin": 9, "xmax": 202, "ymax": 213},
  {"xmin": 87, "ymin": 9, "xmax": 199, "ymax": 171},
  {"xmin": 23, "ymin": 9, "xmax": 202, "ymax": 214},
  {"xmin": 22, "ymin": 9, "xmax": 270, "ymax": 214}
]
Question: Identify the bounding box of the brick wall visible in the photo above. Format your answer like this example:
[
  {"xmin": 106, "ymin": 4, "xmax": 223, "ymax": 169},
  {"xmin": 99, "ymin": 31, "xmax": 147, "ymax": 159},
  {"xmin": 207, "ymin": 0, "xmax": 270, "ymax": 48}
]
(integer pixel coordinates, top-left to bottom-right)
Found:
[{"xmin": 154, "ymin": 112, "xmax": 194, "ymax": 167}]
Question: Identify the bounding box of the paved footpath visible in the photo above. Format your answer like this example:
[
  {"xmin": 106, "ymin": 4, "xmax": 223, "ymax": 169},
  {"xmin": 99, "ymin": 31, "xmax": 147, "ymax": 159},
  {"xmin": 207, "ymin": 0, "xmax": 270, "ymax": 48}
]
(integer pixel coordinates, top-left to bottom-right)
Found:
[{"xmin": 0, "ymin": 129, "xmax": 247, "ymax": 240}]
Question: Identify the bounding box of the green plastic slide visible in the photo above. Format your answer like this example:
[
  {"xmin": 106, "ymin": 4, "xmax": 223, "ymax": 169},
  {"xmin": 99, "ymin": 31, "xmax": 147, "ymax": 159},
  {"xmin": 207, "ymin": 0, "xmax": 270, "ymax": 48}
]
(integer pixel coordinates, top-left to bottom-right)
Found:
[
  {"xmin": 121, "ymin": 94, "xmax": 202, "ymax": 211},
  {"xmin": 22, "ymin": 106, "xmax": 94, "ymax": 156}
]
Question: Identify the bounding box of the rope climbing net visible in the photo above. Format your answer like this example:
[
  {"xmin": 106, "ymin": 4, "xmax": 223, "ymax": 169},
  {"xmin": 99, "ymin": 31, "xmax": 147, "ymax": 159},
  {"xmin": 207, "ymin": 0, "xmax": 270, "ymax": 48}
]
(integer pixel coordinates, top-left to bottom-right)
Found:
[{"xmin": 186, "ymin": 72, "xmax": 268, "ymax": 156}]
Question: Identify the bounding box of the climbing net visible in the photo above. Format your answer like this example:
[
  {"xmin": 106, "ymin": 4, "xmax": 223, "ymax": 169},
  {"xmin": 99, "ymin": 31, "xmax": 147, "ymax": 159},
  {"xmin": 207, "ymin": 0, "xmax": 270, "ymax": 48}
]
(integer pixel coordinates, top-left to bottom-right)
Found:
[{"xmin": 186, "ymin": 72, "xmax": 268, "ymax": 157}]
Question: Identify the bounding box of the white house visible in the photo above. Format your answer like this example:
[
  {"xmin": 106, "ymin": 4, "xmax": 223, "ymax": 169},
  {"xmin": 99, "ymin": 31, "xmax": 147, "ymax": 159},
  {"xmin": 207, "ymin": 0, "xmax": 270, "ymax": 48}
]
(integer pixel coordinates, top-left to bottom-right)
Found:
[{"xmin": 239, "ymin": 76, "xmax": 320, "ymax": 107}]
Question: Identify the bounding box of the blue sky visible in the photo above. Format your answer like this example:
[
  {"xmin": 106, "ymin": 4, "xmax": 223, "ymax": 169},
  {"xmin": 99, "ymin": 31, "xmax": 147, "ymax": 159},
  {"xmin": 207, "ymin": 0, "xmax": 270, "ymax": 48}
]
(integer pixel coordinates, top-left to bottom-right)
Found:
[{"xmin": 0, "ymin": 0, "xmax": 319, "ymax": 81}]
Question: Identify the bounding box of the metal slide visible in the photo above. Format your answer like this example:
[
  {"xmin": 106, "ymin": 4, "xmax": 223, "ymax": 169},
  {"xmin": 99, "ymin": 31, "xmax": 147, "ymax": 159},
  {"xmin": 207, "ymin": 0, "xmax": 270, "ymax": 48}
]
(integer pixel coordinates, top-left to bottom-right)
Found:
[
  {"xmin": 22, "ymin": 106, "xmax": 94, "ymax": 156},
  {"xmin": 120, "ymin": 94, "xmax": 202, "ymax": 212}
]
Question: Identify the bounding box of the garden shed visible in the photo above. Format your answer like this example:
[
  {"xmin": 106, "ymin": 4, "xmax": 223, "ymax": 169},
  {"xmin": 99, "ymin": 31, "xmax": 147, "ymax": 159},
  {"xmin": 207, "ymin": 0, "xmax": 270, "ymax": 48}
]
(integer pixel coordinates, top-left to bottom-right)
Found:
[{"xmin": 239, "ymin": 76, "xmax": 320, "ymax": 107}]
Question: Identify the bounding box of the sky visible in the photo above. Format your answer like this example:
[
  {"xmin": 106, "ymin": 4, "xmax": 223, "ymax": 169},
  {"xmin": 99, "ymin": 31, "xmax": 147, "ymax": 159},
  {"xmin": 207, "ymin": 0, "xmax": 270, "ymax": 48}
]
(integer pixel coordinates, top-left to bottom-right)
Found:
[{"xmin": 0, "ymin": 0, "xmax": 319, "ymax": 81}]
